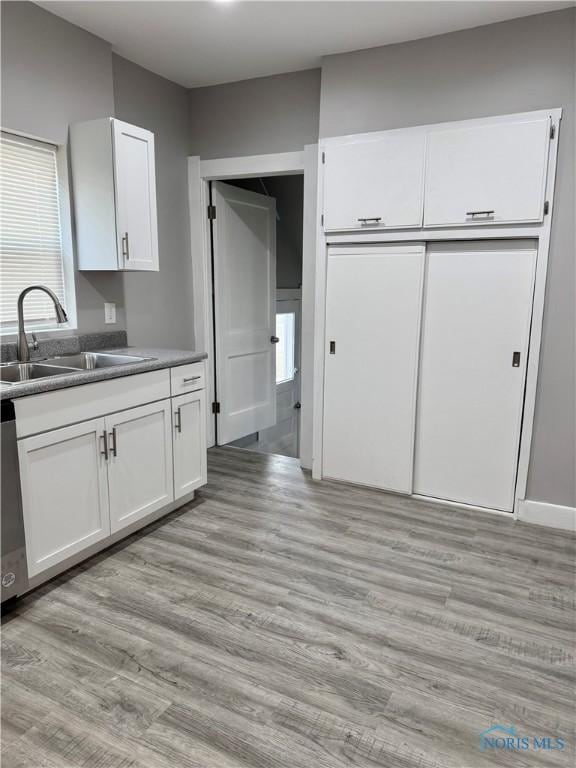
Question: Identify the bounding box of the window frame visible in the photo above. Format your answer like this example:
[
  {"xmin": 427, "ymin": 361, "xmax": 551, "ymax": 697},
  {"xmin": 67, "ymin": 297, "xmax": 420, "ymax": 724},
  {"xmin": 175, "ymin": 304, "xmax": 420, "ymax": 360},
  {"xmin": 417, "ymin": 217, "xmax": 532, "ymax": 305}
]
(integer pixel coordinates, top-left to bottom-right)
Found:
[{"xmin": 0, "ymin": 129, "xmax": 77, "ymax": 337}]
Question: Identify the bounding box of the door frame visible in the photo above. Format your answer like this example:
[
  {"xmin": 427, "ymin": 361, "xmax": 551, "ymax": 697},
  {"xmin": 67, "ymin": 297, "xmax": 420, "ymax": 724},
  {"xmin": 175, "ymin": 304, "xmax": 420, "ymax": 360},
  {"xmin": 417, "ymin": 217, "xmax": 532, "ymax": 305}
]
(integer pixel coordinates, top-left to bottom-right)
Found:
[
  {"xmin": 312, "ymin": 108, "xmax": 562, "ymax": 519},
  {"xmin": 187, "ymin": 148, "xmax": 317, "ymax": 468}
]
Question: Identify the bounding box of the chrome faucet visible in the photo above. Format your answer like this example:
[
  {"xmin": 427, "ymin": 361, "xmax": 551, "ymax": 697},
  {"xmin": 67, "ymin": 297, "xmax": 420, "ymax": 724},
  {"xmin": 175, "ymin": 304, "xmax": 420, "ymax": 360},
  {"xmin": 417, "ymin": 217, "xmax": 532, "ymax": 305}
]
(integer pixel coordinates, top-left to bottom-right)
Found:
[{"xmin": 17, "ymin": 285, "xmax": 68, "ymax": 362}]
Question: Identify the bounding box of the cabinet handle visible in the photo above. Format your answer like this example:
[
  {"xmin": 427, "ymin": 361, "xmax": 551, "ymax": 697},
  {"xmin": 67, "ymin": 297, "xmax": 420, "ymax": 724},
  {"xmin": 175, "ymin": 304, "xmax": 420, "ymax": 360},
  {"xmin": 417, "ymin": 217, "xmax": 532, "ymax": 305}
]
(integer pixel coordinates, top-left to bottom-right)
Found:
[
  {"xmin": 121, "ymin": 232, "xmax": 130, "ymax": 260},
  {"xmin": 109, "ymin": 427, "xmax": 118, "ymax": 457},
  {"xmin": 465, "ymin": 210, "xmax": 495, "ymax": 218},
  {"xmin": 357, "ymin": 217, "xmax": 382, "ymax": 224},
  {"xmin": 174, "ymin": 407, "xmax": 182, "ymax": 433},
  {"xmin": 182, "ymin": 376, "xmax": 201, "ymax": 384},
  {"xmin": 100, "ymin": 431, "xmax": 108, "ymax": 460}
]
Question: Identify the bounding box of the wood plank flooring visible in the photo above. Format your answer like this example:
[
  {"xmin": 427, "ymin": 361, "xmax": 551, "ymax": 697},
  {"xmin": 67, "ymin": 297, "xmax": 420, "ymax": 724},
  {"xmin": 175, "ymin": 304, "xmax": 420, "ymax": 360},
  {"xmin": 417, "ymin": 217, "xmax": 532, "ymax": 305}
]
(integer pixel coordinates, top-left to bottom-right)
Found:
[{"xmin": 2, "ymin": 446, "xmax": 575, "ymax": 767}]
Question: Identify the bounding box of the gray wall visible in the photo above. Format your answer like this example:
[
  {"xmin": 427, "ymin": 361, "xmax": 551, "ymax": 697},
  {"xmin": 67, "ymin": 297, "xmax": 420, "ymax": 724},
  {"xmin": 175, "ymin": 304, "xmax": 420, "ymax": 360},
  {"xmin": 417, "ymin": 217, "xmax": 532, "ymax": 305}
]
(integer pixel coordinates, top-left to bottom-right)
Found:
[
  {"xmin": 188, "ymin": 69, "xmax": 321, "ymax": 159},
  {"xmin": 112, "ymin": 55, "xmax": 194, "ymax": 348},
  {"xmin": 321, "ymin": 8, "xmax": 576, "ymax": 508},
  {"xmin": 0, "ymin": 1, "xmax": 126, "ymax": 334},
  {"xmin": 228, "ymin": 176, "xmax": 304, "ymax": 289}
]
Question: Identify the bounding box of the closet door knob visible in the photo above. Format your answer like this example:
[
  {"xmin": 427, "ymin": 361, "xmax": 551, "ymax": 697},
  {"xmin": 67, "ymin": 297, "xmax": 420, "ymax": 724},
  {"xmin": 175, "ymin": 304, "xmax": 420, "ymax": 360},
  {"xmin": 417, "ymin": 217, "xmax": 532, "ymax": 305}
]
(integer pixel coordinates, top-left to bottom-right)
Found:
[{"xmin": 270, "ymin": 336, "xmax": 280, "ymax": 344}]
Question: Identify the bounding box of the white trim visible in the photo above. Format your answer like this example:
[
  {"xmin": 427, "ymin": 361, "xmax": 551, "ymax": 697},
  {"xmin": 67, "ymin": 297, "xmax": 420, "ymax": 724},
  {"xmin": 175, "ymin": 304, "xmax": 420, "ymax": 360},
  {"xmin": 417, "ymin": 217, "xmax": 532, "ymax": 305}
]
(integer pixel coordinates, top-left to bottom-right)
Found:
[
  {"xmin": 200, "ymin": 151, "xmax": 305, "ymax": 181},
  {"xmin": 312, "ymin": 108, "xmax": 563, "ymax": 513},
  {"xmin": 517, "ymin": 499, "xmax": 576, "ymax": 532},
  {"xmin": 187, "ymin": 149, "xmax": 312, "ymax": 461}
]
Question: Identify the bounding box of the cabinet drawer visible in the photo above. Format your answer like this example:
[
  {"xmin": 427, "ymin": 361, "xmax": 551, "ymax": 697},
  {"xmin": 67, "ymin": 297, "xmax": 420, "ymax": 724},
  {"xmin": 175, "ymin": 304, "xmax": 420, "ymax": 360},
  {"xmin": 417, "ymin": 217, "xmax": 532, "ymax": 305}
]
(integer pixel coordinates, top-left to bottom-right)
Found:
[
  {"xmin": 171, "ymin": 362, "xmax": 205, "ymax": 395},
  {"xmin": 15, "ymin": 369, "xmax": 170, "ymax": 438}
]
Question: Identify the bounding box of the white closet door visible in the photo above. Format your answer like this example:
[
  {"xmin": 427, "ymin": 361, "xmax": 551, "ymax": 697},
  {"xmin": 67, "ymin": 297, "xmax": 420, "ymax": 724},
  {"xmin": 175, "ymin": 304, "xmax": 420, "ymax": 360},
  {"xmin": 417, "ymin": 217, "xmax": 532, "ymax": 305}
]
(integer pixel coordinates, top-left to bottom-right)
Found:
[
  {"xmin": 424, "ymin": 117, "xmax": 550, "ymax": 226},
  {"xmin": 323, "ymin": 131, "xmax": 426, "ymax": 231},
  {"xmin": 323, "ymin": 246, "xmax": 425, "ymax": 493},
  {"xmin": 414, "ymin": 242, "xmax": 537, "ymax": 511}
]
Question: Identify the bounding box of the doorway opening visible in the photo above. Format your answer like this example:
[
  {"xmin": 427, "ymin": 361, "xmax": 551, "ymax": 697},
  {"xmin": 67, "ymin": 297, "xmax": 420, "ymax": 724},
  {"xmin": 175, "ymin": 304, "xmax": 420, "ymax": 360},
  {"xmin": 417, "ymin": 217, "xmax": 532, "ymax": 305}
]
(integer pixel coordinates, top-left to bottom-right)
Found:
[{"xmin": 210, "ymin": 174, "xmax": 304, "ymax": 459}]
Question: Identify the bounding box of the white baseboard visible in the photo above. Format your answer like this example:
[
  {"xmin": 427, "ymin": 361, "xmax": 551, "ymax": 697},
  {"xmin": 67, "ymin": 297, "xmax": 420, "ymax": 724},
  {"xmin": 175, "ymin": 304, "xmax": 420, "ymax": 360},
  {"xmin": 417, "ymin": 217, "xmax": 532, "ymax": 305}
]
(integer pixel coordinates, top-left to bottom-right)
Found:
[{"xmin": 517, "ymin": 499, "xmax": 576, "ymax": 532}]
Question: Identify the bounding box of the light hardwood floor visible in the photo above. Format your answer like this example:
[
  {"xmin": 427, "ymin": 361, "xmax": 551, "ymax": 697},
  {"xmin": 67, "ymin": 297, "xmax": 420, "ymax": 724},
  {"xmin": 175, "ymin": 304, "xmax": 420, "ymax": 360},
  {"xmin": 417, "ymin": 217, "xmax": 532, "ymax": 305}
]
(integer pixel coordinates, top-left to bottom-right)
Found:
[{"xmin": 2, "ymin": 447, "xmax": 575, "ymax": 767}]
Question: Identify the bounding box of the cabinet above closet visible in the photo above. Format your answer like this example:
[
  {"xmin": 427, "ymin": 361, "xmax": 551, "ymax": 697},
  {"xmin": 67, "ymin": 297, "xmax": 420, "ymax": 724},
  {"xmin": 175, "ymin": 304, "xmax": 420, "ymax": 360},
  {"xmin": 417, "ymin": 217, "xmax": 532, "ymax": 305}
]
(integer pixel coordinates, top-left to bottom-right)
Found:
[
  {"xmin": 70, "ymin": 118, "xmax": 159, "ymax": 271},
  {"xmin": 321, "ymin": 111, "xmax": 557, "ymax": 233}
]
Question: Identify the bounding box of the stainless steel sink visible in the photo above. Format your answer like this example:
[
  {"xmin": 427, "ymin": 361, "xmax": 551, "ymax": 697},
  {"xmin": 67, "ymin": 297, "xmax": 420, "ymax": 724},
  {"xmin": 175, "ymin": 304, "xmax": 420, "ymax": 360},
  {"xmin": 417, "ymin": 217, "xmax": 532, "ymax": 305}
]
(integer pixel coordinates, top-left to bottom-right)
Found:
[
  {"xmin": 43, "ymin": 352, "xmax": 152, "ymax": 370},
  {"xmin": 0, "ymin": 362, "xmax": 78, "ymax": 384}
]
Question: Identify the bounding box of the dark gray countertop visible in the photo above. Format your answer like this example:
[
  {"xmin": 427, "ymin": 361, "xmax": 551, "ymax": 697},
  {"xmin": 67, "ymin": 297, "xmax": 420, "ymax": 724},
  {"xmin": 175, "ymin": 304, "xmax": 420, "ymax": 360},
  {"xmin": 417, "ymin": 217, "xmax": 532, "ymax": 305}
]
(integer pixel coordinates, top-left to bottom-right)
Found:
[{"xmin": 0, "ymin": 346, "xmax": 207, "ymax": 401}]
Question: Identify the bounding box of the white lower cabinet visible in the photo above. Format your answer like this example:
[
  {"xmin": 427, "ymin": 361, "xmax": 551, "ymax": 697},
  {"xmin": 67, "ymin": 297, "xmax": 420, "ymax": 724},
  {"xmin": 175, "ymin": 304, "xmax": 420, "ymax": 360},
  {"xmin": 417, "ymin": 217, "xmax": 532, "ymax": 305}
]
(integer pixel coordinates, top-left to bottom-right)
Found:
[
  {"xmin": 173, "ymin": 390, "xmax": 207, "ymax": 499},
  {"xmin": 17, "ymin": 366, "xmax": 208, "ymax": 581},
  {"xmin": 106, "ymin": 400, "xmax": 174, "ymax": 533},
  {"xmin": 18, "ymin": 418, "xmax": 111, "ymax": 578}
]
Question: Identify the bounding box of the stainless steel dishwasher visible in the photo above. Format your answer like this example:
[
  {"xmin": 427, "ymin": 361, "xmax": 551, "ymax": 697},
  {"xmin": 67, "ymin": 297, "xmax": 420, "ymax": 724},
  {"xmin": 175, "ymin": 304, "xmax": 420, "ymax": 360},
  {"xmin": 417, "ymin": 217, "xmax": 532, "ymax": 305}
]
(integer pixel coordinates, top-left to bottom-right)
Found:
[{"xmin": 1, "ymin": 399, "xmax": 29, "ymax": 603}]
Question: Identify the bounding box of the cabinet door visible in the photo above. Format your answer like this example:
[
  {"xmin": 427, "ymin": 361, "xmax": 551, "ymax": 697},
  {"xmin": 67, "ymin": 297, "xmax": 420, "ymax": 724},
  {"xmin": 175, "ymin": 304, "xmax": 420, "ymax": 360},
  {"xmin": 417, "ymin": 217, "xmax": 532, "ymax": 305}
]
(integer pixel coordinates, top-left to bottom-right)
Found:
[
  {"xmin": 323, "ymin": 246, "xmax": 425, "ymax": 493},
  {"xmin": 113, "ymin": 119, "xmax": 159, "ymax": 271},
  {"xmin": 18, "ymin": 418, "xmax": 110, "ymax": 578},
  {"xmin": 106, "ymin": 401, "xmax": 173, "ymax": 533},
  {"xmin": 413, "ymin": 243, "xmax": 536, "ymax": 511},
  {"xmin": 424, "ymin": 118, "xmax": 550, "ymax": 226},
  {"xmin": 323, "ymin": 132, "xmax": 426, "ymax": 231},
  {"xmin": 172, "ymin": 390, "xmax": 207, "ymax": 499}
]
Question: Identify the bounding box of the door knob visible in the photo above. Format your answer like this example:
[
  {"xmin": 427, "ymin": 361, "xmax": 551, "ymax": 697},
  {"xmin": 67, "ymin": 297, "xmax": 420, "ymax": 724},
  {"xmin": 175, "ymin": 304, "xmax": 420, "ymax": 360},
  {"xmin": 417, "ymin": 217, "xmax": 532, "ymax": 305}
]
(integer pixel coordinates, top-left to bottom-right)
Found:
[
  {"xmin": 294, "ymin": 401, "xmax": 301, "ymax": 410},
  {"xmin": 270, "ymin": 336, "xmax": 280, "ymax": 344}
]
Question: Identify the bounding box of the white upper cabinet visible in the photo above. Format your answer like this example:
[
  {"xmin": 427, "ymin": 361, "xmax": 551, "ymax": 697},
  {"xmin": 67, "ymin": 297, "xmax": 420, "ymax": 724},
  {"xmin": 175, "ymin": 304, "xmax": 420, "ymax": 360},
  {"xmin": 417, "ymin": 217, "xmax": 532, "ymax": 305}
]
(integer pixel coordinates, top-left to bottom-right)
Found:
[
  {"xmin": 322, "ymin": 131, "xmax": 426, "ymax": 231},
  {"xmin": 70, "ymin": 118, "xmax": 159, "ymax": 271},
  {"xmin": 424, "ymin": 117, "xmax": 551, "ymax": 227}
]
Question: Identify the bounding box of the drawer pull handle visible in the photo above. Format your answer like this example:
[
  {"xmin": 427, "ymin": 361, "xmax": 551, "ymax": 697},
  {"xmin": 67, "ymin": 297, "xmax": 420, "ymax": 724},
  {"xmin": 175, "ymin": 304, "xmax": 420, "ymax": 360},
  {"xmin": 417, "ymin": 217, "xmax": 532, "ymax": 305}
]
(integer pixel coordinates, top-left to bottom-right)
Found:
[
  {"xmin": 357, "ymin": 217, "xmax": 382, "ymax": 224},
  {"xmin": 182, "ymin": 376, "xmax": 201, "ymax": 384},
  {"xmin": 174, "ymin": 407, "xmax": 182, "ymax": 433},
  {"xmin": 466, "ymin": 210, "xmax": 495, "ymax": 218}
]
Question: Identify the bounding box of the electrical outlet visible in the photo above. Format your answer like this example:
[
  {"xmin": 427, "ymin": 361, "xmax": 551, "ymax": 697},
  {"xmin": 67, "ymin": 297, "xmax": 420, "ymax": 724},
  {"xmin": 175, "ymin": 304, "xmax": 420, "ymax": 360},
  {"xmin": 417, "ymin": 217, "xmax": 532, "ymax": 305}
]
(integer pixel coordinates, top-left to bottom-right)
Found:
[{"xmin": 104, "ymin": 302, "xmax": 116, "ymax": 324}]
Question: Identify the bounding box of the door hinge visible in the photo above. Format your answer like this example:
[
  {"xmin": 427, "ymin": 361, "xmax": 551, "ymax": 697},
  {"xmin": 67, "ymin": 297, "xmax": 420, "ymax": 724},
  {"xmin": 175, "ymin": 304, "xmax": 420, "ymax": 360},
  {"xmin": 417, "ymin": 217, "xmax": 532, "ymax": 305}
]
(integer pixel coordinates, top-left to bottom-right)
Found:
[
  {"xmin": 321, "ymin": 151, "xmax": 325, "ymax": 164},
  {"xmin": 211, "ymin": 401, "xmax": 220, "ymax": 414},
  {"xmin": 544, "ymin": 200, "xmax": 550, "ymax": 215},
  {"xmin": 207, "ymin": 205, "xmax": 216, "ymax": 220},
  {"xmin": 550, "ymin": 124, "xmax": 556, "ymax": 140}
]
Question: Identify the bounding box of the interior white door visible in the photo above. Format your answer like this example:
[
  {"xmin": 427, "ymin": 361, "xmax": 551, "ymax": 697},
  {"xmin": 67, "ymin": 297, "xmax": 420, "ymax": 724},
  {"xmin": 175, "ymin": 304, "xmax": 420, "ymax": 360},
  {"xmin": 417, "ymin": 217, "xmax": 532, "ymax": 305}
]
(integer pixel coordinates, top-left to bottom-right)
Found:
[
  {"xmin": 323, "ymin": 245, "xmax": 425, "ymax": 493},
  {"xmin": 113, "ymin": 119, "xmax": 159, "ymax": 270},
  {"xmin": 173, "ymin": 390, "xmax": 207, "ymax": 499},
  {"xmin": 212, "ymin": 181, "xmax": 277, "ymax": 445},
  {"xmin": 424, "ymin": 117, "xmax": 551, "ymax": 226},
  {"xmin": 106, "ymin": 401, "xmax": 173, "ymax": 533},
  {"xmin": 18, "ymin": 418, "xmax": 110, "ymax": 577},
  {"xmin": 323, "ymin": 131, "xmax": 426, "ymax": 231},
  {"xmin": 414, "ymin": 242, "xmax": 537, "ymax": 511}
]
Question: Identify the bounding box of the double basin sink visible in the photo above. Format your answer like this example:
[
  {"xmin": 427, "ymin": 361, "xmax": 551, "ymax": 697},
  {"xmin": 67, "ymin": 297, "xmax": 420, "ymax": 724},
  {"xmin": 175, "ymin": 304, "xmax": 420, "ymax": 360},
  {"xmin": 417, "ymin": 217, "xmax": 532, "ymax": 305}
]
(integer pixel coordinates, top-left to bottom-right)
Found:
[{"xmin": 0, "ymin": 352, "xmax": 153, "ymax": 386}]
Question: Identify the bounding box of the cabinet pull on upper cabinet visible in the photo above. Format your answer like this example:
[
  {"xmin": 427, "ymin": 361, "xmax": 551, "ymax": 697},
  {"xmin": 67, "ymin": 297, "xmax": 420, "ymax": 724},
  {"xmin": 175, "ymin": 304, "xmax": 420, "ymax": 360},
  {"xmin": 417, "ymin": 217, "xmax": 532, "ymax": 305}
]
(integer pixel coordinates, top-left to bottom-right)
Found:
[
  {"xmin": 466, "ymin": 210, "xmax": 495, "ymax": 219},
  {"xmin": 121, "ymin": 232, "xmax": 130, "ymax": 260},
  {"xmin": 357, "ymin": 217, "xmax": 382, "ymax": 224}
]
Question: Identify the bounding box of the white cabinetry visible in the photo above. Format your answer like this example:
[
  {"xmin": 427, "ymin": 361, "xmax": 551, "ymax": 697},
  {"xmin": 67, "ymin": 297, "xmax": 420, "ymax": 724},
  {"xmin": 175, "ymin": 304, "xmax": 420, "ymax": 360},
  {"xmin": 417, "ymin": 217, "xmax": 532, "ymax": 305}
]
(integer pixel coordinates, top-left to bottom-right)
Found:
[
  {"xmin": 18, "ymin": 418, "xmax": 110, "ymax": 578},
  {"xmin": 173, "ymin": 390, "xmax": 207, "ymax": 499},
  {"xmin": 70, "ymin": 118, "xmax": 158, "ymax": 271},
  {"xmin": 322, "ymin": 245, "xmax": 424, "ymax": 493},
  {"xmin": 15, "ymin": 364, "xmax": 207, "ymax": 581},
  {"xmin": 424, "ymin": 117, "xmax": 551, "ymax": 227},
  {"xmin": 323, "ymin": 131, "xmax": 426, "ymax": 231},
  {"xmin": 106, "ymin": 401, "xmax": 174, "ymax": 533}
]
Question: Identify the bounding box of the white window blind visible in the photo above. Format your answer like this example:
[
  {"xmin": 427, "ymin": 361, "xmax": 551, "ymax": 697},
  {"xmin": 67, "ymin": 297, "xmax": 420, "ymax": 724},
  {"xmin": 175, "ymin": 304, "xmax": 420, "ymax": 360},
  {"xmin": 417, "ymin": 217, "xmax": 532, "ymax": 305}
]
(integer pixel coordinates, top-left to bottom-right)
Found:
[{"xmin": 0, "ymin": 133, "xmax": 66, "ymax": 326}]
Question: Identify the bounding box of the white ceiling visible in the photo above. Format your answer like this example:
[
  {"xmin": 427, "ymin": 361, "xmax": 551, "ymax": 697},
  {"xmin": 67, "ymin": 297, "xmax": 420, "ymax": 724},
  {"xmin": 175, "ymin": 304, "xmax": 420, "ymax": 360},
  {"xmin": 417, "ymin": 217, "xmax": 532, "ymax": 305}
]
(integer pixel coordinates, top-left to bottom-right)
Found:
[{"xmin": 36, "ymin": 1, "xmax": 574, "ymax": 88}]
